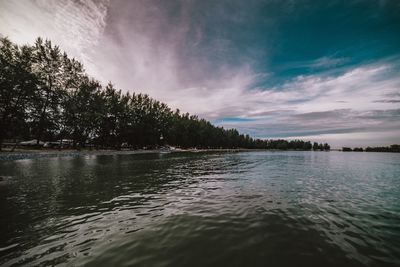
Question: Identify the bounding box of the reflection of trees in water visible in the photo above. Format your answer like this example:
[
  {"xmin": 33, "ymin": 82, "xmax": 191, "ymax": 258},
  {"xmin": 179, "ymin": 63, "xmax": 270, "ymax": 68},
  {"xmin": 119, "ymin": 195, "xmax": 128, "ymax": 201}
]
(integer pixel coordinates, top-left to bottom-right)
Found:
[
  {"xmin": 0, "ymin": 153, "xmax": 230, "ymax": 265},
  {"xmin": 0, "ymin": 154, "xmax": 212, "ymax": 248}
]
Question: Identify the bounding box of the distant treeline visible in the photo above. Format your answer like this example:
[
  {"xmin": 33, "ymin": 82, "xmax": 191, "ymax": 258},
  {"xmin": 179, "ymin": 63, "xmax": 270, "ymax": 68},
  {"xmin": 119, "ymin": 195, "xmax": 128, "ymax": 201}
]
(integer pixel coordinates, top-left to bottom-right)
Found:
[
  {"xmin": 0, "ymin": 37, "xmax": 330, "ymax": 151},
  {"xmin": 342, "ymin": 145, "xmax": 400, "ymax": 153}
]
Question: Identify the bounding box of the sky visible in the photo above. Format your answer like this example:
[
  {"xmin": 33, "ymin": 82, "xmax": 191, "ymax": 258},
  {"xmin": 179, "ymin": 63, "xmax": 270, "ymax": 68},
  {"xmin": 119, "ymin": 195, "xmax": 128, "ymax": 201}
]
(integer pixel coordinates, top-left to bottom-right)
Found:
[{"xmin": 1, "ymin": 0, "xmax": 399, "ymax": 148}]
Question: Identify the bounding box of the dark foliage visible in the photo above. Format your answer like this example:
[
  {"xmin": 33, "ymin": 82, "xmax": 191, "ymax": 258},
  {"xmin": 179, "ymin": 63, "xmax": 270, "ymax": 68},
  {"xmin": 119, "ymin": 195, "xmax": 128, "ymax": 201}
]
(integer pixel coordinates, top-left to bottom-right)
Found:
[
  {"xmin": 365, "ymin": 145, "xmax": 400, "ymax": 153},
  {"xmin": 341, "ymin": 145, "xmax": 400, "ymax": 153}
]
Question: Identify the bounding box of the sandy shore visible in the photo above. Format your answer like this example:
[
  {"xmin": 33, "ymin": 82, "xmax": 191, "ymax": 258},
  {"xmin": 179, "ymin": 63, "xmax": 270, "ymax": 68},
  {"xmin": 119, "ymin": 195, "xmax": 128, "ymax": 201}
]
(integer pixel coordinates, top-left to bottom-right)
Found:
[{"xmin": 0, "ymin": 148, "xmax": 255, "ymax": 161}]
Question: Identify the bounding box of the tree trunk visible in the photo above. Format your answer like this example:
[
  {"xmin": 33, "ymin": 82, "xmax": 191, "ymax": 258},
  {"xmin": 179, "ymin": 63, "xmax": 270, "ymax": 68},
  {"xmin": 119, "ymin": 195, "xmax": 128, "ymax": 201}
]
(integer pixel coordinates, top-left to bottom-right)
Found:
[
  {"xmin": 37, "ymin": 76, "xmax": 52, "ymax": 146},
  {"xmin": 10, "ymin": 137, "xmax": 18, "ymax": 152},
  {"xmin": 36, "ymin": 92, "xmax": 50, "ymax": 145}
]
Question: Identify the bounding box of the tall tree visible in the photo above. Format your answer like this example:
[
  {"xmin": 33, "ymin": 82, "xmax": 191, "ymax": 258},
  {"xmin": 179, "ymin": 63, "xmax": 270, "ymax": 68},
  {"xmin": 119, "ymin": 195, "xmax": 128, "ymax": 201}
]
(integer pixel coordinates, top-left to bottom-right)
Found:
[
  {"xmin": 30, "ymin": 38, "xmax": 64, "ymax": 143},
  {"xmin": 0, "ymin": 38, "xmax": 37, "ymax": 149},
  {"xmin": 62, "ymin": 78, "xmax": 103, "ymax": 147}
]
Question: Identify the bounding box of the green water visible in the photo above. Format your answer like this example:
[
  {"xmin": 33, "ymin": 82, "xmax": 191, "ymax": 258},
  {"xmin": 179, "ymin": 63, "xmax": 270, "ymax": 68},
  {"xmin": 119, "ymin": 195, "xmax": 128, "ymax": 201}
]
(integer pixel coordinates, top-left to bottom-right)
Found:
[{"xmin": 0, "ymin": 151, "xmax": 399, "ymax": 266}]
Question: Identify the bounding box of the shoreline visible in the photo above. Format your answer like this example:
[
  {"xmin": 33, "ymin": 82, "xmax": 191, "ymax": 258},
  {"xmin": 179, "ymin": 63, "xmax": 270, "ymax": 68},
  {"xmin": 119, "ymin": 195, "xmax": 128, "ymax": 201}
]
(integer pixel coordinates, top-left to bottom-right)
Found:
[
  {"xmin": 0, "ymin": 148, "xmax": 397, "ymax": 161},
  {"xmin": 0, "ymin": 148, "xmax": 333, "ymax": 161},
  {"xmin": 0, "ymin": 148, "xmax": 262, "ymax": 161}
]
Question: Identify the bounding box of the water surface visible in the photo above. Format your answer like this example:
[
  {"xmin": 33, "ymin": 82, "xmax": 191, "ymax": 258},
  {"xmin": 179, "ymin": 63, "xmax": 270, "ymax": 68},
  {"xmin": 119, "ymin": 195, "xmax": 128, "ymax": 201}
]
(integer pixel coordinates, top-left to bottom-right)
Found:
[{"xmin": 0, "ymin": 151, "xmax": 399, "ymax": 266}]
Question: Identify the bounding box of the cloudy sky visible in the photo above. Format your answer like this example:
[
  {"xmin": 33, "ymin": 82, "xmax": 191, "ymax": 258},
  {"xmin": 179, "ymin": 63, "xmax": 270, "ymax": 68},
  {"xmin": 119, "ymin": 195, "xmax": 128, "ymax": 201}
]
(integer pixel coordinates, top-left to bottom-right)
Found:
[{"xmin": 1, "ymin": 0, "xmax": 400, "ymax": 147}]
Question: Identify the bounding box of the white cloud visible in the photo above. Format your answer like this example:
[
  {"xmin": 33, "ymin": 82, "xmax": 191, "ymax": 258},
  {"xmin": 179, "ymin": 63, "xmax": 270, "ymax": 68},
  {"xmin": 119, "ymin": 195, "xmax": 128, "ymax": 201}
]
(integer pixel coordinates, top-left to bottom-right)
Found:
[
  {"xmin": 0, "ymin": 0, "xmax": 109, "ymax": 78},
  {"xmin": 211, "ymin": 63, "xmax": 400, "ymax": 146},
  {"xmin": 285, "ymin": 131, "xmax": 400, "ymax": 149},
  {"xmin": 172, "ymin": 62, "xmax": 400, "ymax": 120}
]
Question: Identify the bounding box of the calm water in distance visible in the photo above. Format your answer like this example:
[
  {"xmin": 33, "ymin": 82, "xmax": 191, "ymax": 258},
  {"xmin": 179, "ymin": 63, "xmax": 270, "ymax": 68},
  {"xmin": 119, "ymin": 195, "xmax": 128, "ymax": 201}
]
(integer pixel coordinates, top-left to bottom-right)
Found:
[{"xmin": 0, "ymin": 151, "xmax": 399, "ymax": 267}]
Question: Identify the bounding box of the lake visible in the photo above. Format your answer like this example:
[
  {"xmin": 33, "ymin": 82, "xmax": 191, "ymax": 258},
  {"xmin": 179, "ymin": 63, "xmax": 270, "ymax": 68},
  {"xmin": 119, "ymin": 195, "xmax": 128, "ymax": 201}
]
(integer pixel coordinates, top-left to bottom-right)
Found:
[{"xmin": 0, "ymin": 151, "xmax": 399, "ymax": 266}]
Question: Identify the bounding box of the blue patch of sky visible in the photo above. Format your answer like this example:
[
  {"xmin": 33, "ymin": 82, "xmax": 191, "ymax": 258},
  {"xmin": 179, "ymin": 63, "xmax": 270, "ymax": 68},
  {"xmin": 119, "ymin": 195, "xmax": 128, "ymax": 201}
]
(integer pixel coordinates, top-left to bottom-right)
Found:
[
  {"xmin": 183, "ymin": 1, "xmax": 400, "ymax": 88},
  {"xmin": 237, "ymin": 127, "xmax": 368, "ymax": 139},
  {"xmin": 214, "ymin": 117, "xmax": 257, "ymax": 124},
  {"xmin": 261, "ymin": 1, "xmax": 400, "ymax": 85}
]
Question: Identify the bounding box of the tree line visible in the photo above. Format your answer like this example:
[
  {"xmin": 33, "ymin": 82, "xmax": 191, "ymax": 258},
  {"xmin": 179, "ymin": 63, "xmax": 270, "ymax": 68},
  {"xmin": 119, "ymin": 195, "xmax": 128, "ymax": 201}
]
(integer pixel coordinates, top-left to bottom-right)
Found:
[
  {"xmin": 0, "ymin": 37, "xmax": 330, "ymax": 151},
  {"xmin": 342, "ymin": 145, "xmax": 400, "ymax": 153}
]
